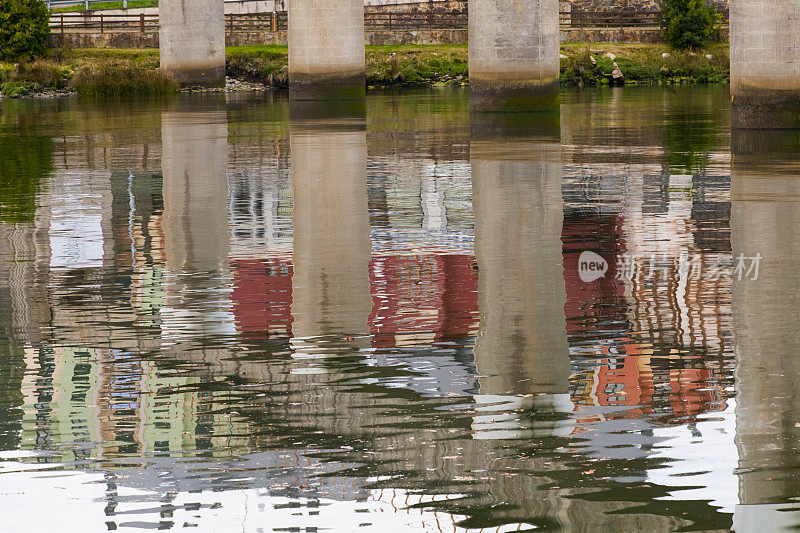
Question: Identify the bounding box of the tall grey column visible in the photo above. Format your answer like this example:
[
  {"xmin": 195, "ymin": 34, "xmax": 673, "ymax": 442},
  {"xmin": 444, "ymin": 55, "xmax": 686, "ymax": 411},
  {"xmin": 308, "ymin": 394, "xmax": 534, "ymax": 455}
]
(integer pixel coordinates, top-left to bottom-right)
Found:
[
  {"xmin": 731, "ymin": 130, "xmax": 800, "ymax": 531},
  {"xmin": 288, "ymin": 0, "xmax": 366, "ymax": 100},
  {"xmin": 159, "ymin": 0, "xmax": 226, "ymax": 87},
  {"xmin": 289, "ymin": 104, "xmax": 371, "ymax": 347},
  {"xmin": 730, "ymin": 0, "xmax": 800, "ymax": 128},
  {"xmin": 468, "ymin": 0, "xmax": 560, "ymax": 112},
  {"xmin": 470, "ymin": 116, "xmax": 572, "ymax": 439}
]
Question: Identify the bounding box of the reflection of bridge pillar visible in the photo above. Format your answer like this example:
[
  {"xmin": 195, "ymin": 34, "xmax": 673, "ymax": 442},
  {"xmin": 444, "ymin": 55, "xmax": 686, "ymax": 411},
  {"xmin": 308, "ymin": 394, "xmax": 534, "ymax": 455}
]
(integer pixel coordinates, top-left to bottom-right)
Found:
[
  {"xmin": 289, "ymin": 104, "xmax": 371, "ymax": 347},
  {"xmin": 159, "ymin": 0, "xmax": 225, "ymax": 87},
  {"xmin": 730, "ymin": 1, "xmax": 800, "ymax": 128},
  {"xmin": 468, "ymin": 0, "xmax": 559, "ymax": 112},
  {"xmin": 161, "ymin": 99, "xmax": 234, "ymax": 340},
  {"xmin": 731, "ymin": 131, "xmax": 800, "ymax": 531},
  {"xmin": 287, "ymin": 0, "xmax": 365, "ymax": 100},
  {"xmin": 470, "ymin": 116, "xmax": 571, "ymax": 438}
]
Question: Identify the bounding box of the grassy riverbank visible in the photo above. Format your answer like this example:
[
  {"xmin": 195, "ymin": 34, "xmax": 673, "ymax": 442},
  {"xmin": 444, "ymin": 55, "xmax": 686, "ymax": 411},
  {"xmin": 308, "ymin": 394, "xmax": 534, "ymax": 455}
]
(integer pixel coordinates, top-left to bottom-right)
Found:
[
  {"xmin": 0, "ymin": 44, "xmax": 730, "ymax": 98},
  {"xmin": 50, "ymin": 0, "xmax": 157, "ymax": 12}
]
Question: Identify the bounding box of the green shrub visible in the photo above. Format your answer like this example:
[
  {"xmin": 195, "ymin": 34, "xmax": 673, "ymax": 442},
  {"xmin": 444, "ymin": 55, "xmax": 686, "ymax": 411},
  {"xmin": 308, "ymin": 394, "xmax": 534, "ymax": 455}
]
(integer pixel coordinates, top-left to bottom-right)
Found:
[
  {"xmin": 0, "ymin": 0, "xmax": 50, "ymax": 62},
  {"xmin": 1, "ymin": 80, "xmax": 34, "ymax": 97},
  {"xmin": 14, "ymin": 60, "xmax": 66, "ymax": 88},
  {"xmin": 70, "ymin": 63, "xmax": 178, "ymax": 97},
  {"xmin": 661, "ymin": 0, "xmax": 720, "ymax": 49},
  {"xmin": 0, "ymin": 64, "xmax": 14, "ymax": 83}
]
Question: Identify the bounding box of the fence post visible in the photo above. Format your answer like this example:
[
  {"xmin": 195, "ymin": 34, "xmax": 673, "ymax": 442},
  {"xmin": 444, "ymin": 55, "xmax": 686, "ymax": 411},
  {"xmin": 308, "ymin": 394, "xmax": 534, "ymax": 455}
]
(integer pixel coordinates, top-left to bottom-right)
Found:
[
  {"xmin": 100, "ymin": 13, "xmax": 104, "ymax": 33},
  {"xmin": 61, "ymin": 13, "xmax": 64, "ymax": 34},
  {"xmin": 271, "ymin": 12, "xmax": 277, "ymax": 32},
  {"xmin": 140, "ymin": 12, "xmax": 145, "ymax": 33}
]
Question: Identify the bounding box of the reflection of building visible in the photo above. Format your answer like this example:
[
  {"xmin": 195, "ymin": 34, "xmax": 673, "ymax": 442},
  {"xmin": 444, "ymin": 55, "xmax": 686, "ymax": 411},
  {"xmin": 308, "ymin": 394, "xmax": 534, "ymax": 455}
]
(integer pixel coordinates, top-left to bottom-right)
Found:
[
  {"xmin": 369, "ymin": 254, "xmax": 478, "ymax": 348},
  {"xmin": 0, "ymin": 91, "xmax": 745, "ymax": 531},
  {"xmin": 561, "ymin": 162, "xmax": 731, "ymax": 426},
  {"xmin": 570, "ymin": 342, "xmax": 721, "ymax": 422},
  {"xmin": 19, "ymin": 345, "xmax": 251, "ymax": 461}
]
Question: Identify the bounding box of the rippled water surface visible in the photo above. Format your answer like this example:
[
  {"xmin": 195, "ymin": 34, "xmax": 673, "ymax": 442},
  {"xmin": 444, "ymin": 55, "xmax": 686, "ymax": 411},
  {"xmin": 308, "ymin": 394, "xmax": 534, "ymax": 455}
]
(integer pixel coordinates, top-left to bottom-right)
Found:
[{"xmin": 1, "ymin": 86, "xmax": 798, "ymax": 531}]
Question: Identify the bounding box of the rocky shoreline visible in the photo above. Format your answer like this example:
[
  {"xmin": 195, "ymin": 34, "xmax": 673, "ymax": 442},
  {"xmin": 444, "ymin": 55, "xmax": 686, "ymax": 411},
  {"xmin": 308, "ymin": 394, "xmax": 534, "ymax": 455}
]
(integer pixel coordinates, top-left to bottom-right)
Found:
[{"xmin": 0, "ymin": 76, "xmax": 270, "ymax": 100}]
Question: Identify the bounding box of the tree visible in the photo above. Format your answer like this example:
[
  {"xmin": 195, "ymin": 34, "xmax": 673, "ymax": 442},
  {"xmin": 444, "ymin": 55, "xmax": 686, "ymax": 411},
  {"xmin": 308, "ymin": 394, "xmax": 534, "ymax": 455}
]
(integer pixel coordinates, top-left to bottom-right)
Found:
[
  {"xmin": 661, "ymin": 0, "xmax": 719, "ymax": 50},
  {"xmin": 0, "ymin": 0, "xmax": 50, "ymax": 62}
]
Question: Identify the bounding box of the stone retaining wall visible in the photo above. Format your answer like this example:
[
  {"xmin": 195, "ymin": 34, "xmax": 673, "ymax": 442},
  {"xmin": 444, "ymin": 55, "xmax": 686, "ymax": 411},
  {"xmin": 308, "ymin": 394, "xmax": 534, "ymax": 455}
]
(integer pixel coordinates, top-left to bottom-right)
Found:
[
  {"xmin": 50, "ymin": 27, "xmax": 701, "ymax": 48},
  {"xmin": 49, "ymin": 29, "xmax": 470, "ymax": 47}
]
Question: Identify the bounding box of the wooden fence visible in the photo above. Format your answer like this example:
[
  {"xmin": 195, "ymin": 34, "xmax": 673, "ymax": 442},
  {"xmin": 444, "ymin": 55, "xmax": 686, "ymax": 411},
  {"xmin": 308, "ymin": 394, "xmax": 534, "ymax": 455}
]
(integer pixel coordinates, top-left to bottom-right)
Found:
[{"xmin": 49, "ymin": 9, "xmax": 729, "ymax": 34}]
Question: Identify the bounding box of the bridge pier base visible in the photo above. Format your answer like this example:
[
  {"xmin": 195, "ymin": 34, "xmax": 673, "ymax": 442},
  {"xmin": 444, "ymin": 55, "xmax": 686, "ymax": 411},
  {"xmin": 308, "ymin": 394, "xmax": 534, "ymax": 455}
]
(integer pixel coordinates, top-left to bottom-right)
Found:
[
  {"xmin": 730, "ymin": 0, "xmax": 800, "ymax": 129},
  {"xmin": 288, "ymin": 0, "xmax": 366, "ymax": 100},
  {"xmin": 468, "ymin": 0, "xmax": 560, "ymax": 112},
  {"xmin": 159, "ymin": 0, "xmax": 225, "ymax": 87}
]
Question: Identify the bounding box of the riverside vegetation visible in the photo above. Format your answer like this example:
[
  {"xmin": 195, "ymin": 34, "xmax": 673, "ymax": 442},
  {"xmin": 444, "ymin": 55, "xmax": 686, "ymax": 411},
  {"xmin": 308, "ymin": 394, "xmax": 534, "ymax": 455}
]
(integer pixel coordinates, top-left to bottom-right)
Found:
[{"xmin": 0, "ymin": 44, "xmax": 730, "ymax": 98}]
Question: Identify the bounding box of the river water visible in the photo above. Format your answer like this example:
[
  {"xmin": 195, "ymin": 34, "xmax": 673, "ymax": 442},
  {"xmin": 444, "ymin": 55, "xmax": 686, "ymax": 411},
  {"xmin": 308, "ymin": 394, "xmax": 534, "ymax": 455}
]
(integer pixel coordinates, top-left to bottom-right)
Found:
[{"xmin": 0, "ymin": 86, "xmax": 798, "ymax": 531}]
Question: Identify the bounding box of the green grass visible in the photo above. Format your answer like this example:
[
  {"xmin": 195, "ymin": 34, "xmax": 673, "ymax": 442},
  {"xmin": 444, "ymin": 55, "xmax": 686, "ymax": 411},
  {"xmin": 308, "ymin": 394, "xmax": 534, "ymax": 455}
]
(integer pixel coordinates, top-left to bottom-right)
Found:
[
  {"xmin": 49, "ymin": 47, "xmax": 159, "ymax": 63},
  {"xmin": 1, "ymin": 49, "xmax": 171, "ymax": 98},
  {"xmin": 367, "ymin": 45, "xmax": 467, "ymax": 86},
  {"xmin": 226, "ymin": 45, "xmax": 288, "ymax": 87},
  {"xmin": 559, "ymin": 43, "xmax": 729, "ymax": 86},
  {"xmin": 226, "ymin": 45, "xmax": 287, "ymax": 57},
  {"xmin": 50, "ymin": 0, "xmax": 157, "ymax": 13},
  {"xmin": 1, "ymin": 81, "xmax": 35, "ymax": 97},
  {"xmin": 224, "ymin": 45, "xmax": 469, "ymax": 87},
  {"xmin": 0, "ymin": 44, "xmax": 730, "ymax": 98}
]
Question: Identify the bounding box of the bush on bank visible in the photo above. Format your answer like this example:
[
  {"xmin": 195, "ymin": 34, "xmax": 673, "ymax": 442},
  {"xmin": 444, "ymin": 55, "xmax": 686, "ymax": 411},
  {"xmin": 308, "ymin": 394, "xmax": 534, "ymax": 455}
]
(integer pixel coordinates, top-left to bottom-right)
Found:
[
  {"xmin": 661, "ymin": 0, "xmax": 720, "ymax": 49},
  {"xmin": 0, "ymin": 0, "xmax": 50, "ymax": 62},
  {"xmin": 70, "ymin": 62, "xmax": 177, "ymax": 97}
]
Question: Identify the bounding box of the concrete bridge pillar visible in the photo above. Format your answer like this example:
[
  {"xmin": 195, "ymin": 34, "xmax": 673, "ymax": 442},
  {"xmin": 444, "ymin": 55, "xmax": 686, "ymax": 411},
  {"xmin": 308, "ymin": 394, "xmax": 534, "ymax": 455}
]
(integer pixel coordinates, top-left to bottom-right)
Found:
[
  {"xmin": 287, "ymin": 0, "xmax": 366, "ymax": 100},
  {"xmin": 159, "ymin": 0, "xmax": 226, "ymax": 87},
  {"xmin": 730, "ymin": 0, "xmax": 800, "ymax": 128},
  {"xmin": 468, "ymin": 0, "xmax": 560, "ymax": 112}
]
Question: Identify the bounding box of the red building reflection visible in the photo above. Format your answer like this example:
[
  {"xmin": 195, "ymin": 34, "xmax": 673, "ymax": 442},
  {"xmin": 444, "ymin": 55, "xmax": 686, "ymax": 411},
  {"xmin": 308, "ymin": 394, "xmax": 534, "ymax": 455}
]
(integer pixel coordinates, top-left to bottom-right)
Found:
[{"xmin": 230, "ymin": 242, "xmax": 725, "ymax": 422}]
